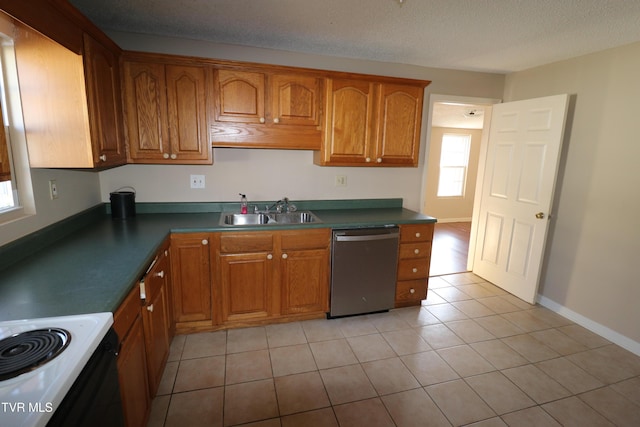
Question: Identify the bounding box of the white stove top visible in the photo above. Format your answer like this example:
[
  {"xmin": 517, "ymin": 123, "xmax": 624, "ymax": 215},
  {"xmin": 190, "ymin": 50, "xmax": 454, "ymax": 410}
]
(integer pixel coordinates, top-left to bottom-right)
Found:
[{"xmin": 0, "ymin": 313, "xmax": 113, "ymax": 427}]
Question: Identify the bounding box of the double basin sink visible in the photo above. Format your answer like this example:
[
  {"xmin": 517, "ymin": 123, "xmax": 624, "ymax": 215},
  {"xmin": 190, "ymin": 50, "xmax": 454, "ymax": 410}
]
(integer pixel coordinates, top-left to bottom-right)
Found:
[{"xmin": 219, "ymin": 211, "xmax": 322, "ymax": 226}]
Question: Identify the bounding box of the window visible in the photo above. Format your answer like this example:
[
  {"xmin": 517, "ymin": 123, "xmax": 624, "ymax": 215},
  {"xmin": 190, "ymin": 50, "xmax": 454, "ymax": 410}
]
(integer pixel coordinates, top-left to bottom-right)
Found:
[
  {"xmin": 437, "ymin": 133, "xmax": 471, "ymax": 197},
  {"xmin": 0, "ymin": 12, "xmax": 35, "ymax": 221}
]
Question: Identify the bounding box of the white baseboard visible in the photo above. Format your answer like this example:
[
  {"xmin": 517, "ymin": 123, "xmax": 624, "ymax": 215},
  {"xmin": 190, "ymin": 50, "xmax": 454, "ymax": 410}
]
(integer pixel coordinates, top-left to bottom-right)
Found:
[{"xmin": 538, "ymin": 295, "xmax": 640, "ymax": 356}]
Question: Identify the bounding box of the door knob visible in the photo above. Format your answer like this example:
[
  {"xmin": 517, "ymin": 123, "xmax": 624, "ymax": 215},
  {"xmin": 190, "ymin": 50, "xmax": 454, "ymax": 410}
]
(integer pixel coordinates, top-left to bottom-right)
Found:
[{"xmin": 535, "ymin": 212, "xmax": 545, "ymax": 219}]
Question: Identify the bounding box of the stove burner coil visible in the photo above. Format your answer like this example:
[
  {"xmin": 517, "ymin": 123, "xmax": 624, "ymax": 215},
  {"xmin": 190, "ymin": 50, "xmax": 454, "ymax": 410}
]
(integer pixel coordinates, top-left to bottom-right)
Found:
[{"xmin": 0, "ymin": 328, "xmax": 71, "ymax": 381}]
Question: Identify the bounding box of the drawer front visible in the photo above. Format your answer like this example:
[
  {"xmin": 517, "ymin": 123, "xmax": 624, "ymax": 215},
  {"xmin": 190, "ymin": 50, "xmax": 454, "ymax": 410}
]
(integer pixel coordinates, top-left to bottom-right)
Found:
[
  {"xmin": 399, "ymin": 242, "xmax": 431, "ymax": 260},
  {"xmin": 400, "ymin": 223, "xmax": 434, "ymax": 243},
  {"xmin": 397, "ymin": 258, "xmax": 430, "ymax": 280},
  {"xmin": 396, "ymin": 279, "xmax": 428, "ymax": 302},
  {"xmin": 114, "ymin": 286, "xmax": 143, "ymax": 341},
  {"xmin": 220, "ymin": 232, "xmax": 274, "ymax": 253},
  {"xmin": 280, "ymin": 228, "xmax": 330, "ymax": 250}
]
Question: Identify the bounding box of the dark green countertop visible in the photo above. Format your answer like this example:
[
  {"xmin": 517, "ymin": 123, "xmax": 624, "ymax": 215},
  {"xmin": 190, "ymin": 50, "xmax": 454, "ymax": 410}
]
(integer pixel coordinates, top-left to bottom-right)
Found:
[{"xmin": 0, "ymin": 200, "xmax": 435, "ymax": 322}]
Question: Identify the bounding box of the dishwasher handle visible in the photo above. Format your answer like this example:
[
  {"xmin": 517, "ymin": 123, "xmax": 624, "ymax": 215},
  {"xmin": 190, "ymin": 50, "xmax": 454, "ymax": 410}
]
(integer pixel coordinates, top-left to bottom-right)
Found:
[{"xmin": 334, "ymin": 232, "xmax": 399, "ymax": 242}]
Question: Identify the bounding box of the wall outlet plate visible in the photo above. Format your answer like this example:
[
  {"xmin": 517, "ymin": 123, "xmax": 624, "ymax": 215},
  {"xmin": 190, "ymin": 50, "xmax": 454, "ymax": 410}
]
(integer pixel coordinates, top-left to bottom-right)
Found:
[
  {"xmin": 335, "ymin": 175, "xmax": 347, "ymax": 187},
  {"xmin": 49, "ymin": 180, "xmax": 58, "ymax": 199},
  {"xmin": 190, "ymin": 175, "xmax": 205, "ymax": 189}
]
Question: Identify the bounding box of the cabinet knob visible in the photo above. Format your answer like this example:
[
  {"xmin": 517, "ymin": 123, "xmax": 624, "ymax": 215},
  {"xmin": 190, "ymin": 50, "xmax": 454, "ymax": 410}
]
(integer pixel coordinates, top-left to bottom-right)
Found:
[
  {"xmin": 365, "ymin": 157, "xmax": 371, "ymax": 163},
  {"xmin": 154, "ymin": 271, "xmax": 164, "ymax": 278},
  {"xmin": 163, "ymin": 153, "xmax": 170, "ymax": 159},
  {"xmin": 170, "ymin": 153, "xmax": 177, "ymax": 160},
  {"xmin": 281, "ymin": 253, "xmax": 288, "ymax": 259},
  {"xmin": 414, "ymin": 249, "xmax": 420, "ymax": 255},
  {"xmin": 273, "ymin": 117, "xmax": 280, "ymax": 124},
  {"xmin": 409, "ymin": 288, "xmax": 415, "ymax": 294},
  {"xmin": 376, "ymin": 158, "xmax": 382, "ymax": 163},
  {"xmin": 147, "ymin": 304, "xmax": 154, "ymax": 312},
  {"xmin": 267, "ymin": 254, "xmax": 273, "ymax": 260},
  {"xmin": 99, "ymin": 154, "xmax": 107, "ymax": 162},
  {"xmin": 412, "ymin": 268, "xmax": 418, "ymax": 273},
  {"xmin": 415, "ymin": 232, "xmax": 421, "ymax": 238},
  {"xmin": 202, "ymin": 239, "xmax": 208, "ymax": 245},
  {"xmin": 259, "ymin": 117, "xmax": 266, "ymax": 123}
]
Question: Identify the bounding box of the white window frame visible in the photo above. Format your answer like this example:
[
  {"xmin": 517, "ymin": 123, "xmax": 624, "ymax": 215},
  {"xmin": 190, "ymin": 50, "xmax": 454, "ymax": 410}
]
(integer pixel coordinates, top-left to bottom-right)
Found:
[{"xmin": 437, "ymin": 133, "xmax": 471, "ymax": 198}]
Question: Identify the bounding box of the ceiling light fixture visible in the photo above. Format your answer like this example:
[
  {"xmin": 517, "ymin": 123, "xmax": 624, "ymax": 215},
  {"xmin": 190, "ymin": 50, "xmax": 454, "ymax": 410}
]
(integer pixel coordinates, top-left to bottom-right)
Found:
[{"xmin": 463, "ymin": 109, "xmax": 483, "ymax": 118}]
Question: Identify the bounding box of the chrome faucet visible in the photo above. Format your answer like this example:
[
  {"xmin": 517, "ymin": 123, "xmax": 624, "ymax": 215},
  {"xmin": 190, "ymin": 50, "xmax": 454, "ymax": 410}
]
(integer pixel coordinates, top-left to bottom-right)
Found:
[{"xmin": 268, "ymin": 197, "xmax": 295, "ymax": 213}]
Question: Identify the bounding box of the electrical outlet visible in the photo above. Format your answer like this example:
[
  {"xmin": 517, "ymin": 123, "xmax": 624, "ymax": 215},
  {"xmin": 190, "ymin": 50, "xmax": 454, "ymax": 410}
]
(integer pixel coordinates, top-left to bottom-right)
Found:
[
  {"xmin": 190, "ymin": 175, "xmax": 205, "ymax": 189},
  {"xmin": 49, "ymin": 180, "xmax": 58, "ymax": 199},
  {"xmin": 335, "ymin": 175, "xmax": 347, "ymax": 187}
]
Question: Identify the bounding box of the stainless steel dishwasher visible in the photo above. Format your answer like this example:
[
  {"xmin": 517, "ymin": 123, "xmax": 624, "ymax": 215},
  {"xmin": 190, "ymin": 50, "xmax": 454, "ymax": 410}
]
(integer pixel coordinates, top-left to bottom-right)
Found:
[{"xmin": 330, "ymin": 226, "xmax": 400, "ymax": 317}]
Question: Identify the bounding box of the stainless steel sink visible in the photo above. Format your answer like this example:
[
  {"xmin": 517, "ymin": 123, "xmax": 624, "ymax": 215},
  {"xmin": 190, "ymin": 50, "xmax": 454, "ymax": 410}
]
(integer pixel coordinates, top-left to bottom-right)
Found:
[{"xmin": 219, "ymin": 211, "xmax": 321, "ymax": 226}]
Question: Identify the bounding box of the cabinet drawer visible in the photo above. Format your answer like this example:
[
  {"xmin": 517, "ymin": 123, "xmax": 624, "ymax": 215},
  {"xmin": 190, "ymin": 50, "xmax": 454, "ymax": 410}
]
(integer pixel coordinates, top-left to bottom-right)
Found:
[
  {"xmin": 397, "ymin": 259, "xmax": 430, "ymax": 280},
  {"xmin": 114, "ymin": 285, "xmax": 143, "ymax": 341},
  {"xmin": 220, "ymin": 232, "xmax": 274, "ymax": 253},
  {"xmin": 280, "ymin": 228, "xmax": 330, "ymax": 250},
  {"xmin": 400, "ymin": 223, "xmax": 434, "ymax": 243},
  {"xmin": 396, "ymin": 279, "xmax": 428, "ymax": 302},
  {"xmin": 399, "ymin": 242, "xmax": 431, "ymax": 259}
]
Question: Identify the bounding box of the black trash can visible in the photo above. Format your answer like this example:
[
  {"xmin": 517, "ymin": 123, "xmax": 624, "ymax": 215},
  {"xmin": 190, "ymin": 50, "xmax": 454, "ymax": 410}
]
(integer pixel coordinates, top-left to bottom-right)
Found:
[{"xmin": 110, "ymin": 187, "xmax": 136, "ymax": 220}]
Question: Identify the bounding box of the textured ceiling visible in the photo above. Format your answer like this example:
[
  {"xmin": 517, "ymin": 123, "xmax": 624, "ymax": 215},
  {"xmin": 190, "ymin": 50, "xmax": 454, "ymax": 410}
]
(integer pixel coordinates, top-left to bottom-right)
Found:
[{"xmin": 68, "ymin": 0, "xmax": 640, "ymax": 73}]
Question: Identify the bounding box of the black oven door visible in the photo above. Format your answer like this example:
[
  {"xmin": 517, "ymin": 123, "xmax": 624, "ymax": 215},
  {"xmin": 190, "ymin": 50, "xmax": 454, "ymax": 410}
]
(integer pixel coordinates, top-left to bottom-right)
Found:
[{"xmin": 47, "ymin": 328, "xmax": 124, "ymax": 427}]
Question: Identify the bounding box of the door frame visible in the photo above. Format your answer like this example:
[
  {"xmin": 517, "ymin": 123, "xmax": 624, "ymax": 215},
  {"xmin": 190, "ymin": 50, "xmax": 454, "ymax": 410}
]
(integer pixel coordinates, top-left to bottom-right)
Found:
[{"xmin": 420, "ymin": 94, "xmax": 501, "ymax": 271}]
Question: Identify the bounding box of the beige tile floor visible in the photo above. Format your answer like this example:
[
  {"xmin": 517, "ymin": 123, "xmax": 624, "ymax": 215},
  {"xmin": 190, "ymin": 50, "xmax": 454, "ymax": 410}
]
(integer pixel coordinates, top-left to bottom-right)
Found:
[{"xmin": 147, "ymin": 273, "xmax": 640, "ymax": 426}]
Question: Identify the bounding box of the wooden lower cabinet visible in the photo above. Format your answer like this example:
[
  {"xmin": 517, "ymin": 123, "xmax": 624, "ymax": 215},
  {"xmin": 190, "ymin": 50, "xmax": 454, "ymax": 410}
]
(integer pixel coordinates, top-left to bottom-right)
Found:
[
  {"xmin": 395, "ymin": 223, "xmax": 434, "ymax": 307},
  {"xmin": 170, "ymin": 233, "xmax": 213, "ymax": 327},
  {"xmin": 114, "ymin": 287, "xmax": 150, "ymax": 427},
  {"xmin": 141, "ymin": 244, "xmax": 171, "ymax": 396},
  {"xmin": 216, "ymin": 229, "xmax": 330, "ymax": 324},
  {"xmin": 280, "ymin": 229, "xmax": 330, "ymax": 314}
]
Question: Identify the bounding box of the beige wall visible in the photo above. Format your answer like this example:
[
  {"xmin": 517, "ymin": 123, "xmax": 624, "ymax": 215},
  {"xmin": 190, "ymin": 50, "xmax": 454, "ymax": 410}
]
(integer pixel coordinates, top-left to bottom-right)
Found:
[
  {"xmin": 98, "ymin": 32, "xmax": 505, "ymax": 212},
  {"xmin": 424, "ymin": 127, "xmax": 482, "ymax": 221},
  {"xmin": 504, "ymin": 42, "xmax": 640, "ymax": 349}
]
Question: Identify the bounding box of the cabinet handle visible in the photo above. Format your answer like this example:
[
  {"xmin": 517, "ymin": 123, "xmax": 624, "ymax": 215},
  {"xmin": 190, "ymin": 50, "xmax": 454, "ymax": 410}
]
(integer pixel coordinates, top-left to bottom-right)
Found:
[
  {"xmin": 154, "ymin": 271, "xmax": 164, "ymax": 278},
  {"xmin": 99, "ymin": 154, "xmax": 107, "ymax": 162},
  {"xmin": 414, "ymin": 249, "xmax": 420, "ymax": 255},
  {"xmin": 412, "ymin": 268, "xmax": 418, "ymax": 273},
  {"xmin": 273, "ymin": 117, "xmax": 280, "ymax": 124},
  {"xmin": 170, "ymin": 154, "xmax": 177, "ymax": 160},
  {"xmin": 415, "ymin": 232, "xmax": 421, "ymax": 238},
  {"xmin": 147, "ymin": 304, "xmax": 154, "ymax": 312},
  {"xmin": 259, "ymin": 117, "xmax": 266, "ymax": 123},
  {"xmin": 163, "ymin": 153, "xmax": 169, "ymax": 159},
  {"xmin": 376, "ymin": 158, "xmax": 382, "ymax": 163},
  {"xmin": 365, "ymin": 157, "xmax": 371, "ymax": 163},
  {"xmin": 281, "ymin": 253, "xmax": 288, "ymax": 259},
  {"xmin": 410, "ymin": 288, "xmax": 415, "ymax": 294},
  {"xmin": 202, "ymin": 239, "xmax": 208, "ymax": 245},
  {"xmin": 267, "ymin": 254, "xmax": 273, "ymax": 260}
]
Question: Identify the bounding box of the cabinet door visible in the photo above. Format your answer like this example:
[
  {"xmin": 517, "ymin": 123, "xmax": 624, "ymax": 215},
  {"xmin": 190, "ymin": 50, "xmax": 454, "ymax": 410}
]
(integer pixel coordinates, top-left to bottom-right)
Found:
[
  {"xmin": 318, "ymin": 79, "xmax": 376, "ymax": 165},
  {"xmin": 166, "ymin": 65, "xmax": 212, "ymax": 162},
  {"xmin": 170, "ymin": 234, "xmax": 212, "ymax": 323},
  {"xmin": 270, "ymin": 74, "xmax": 322, "ymax": 127},
  {"xmin": 280, "ymin": 248, "xmax": 329, "ymax": 314},
  {"xmin": 142, "ymin": 252, "xmax": 171, "ymax": 397},
  {"xmin": 83, "ymin": 34, "xmax": 127, "ymax": 168},
  {"xmin": 123, "ymin": 61, "xmax": 169, "ymax": 162},
  {"xmin": 214, "ymin": 69, "xmax": 266, "ymax": 124},
  {"xmin": 220, "ymin": 252, "xmax": 274, "ymax": 322},
  {"xmin": 117, "ymin": 316, "xmax": 150, "ymax": 427},
  {"xmin": 376, "ymin": 84, "xmax": 423, "ymax": 166}
]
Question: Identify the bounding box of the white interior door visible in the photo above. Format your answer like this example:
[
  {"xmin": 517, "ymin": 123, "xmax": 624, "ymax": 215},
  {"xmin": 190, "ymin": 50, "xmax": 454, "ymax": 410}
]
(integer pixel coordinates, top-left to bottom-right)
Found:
[{"xmin": 472, "ymin": 94, "xmax": 569, "ymax": 303}]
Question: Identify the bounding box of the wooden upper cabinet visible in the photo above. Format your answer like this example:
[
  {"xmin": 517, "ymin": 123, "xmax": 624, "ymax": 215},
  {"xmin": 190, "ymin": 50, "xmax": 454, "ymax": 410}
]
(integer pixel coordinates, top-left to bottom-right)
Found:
[
  {"xmin": 13, "ymin": 22, "xmax": 126, "ymax": 169},
  {"xmin": 376, "ymin": 84, "xmax": 423, "ymax": 165},
  {"xmin": 215, "ymin": 69, "xmax": 266, "ymax": 124},
  {"xmin": 83, "ymin": 33, "xmax": 127, "ymax": 167},
  {"xmin": 270, "ymin": 74, "xmax": 321, "ymax": 127},
  {"xmin": 315, "ymin": 78, "xmax": 427, "ymax": 167},
  {"xmin": 211, "ymin": 68, "xmax": 323, "ymax": 149},
  {"xmin": 123, "ymin": 57, "xmax": 212, "ymax": 164}
]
